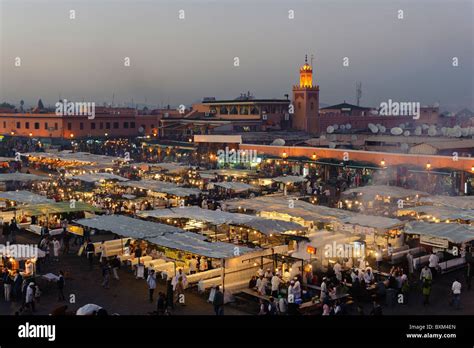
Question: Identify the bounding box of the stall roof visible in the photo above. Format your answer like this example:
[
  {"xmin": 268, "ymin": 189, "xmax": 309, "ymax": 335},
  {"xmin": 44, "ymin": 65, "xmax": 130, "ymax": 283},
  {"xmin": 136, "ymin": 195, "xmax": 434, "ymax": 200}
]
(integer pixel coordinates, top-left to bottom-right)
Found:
[
  {"xmin": 199, "ymin": 169, "xmax": 257, "ymax": 178},
  {"xmin": 272, "ymin": 175, "xmax": 307, "ymax": 184},
  {"xmin": 0, "ymin": 191, "xmax": 53, "ymax": 204},
  {"xmin": 132, "ymin": 162, "xmax": 193, "ymax": 174},
  {"xmin": 120, "ymin": 180, "xmax": 201, "ymax": 197},
  {"xmin": 20, "ymin": 202, "xmax": 101, "ymax": 216},
  {"xmin": 139, "ymin": 206, "xmax": 304, "ymax": 235},
  {"xmin": 23, "ymin": 151, "xmax": 117, "ymax": 166},
  {"xmin": 0, "ymin": 173, "xmax": 47, "ymax": 182},
  {"xmin": 74, "ymin": 214, "xmax": 183, "ymax": 239},
  {"xmin": 225, "ymin": 195, "xmax": 402, "ymax": 230},
  {"xmin": 74, "ymin": 214, "xmax": 255, "ymax": 259},
  {"xmin": 146, "ymin": 233, "xmax": 255, "ymax": 259},
  {"xmin": 212, "ymin": 182, "xmax": 257, "ymax": 192},
  {"xmin": 398, "ymin": 205, "xmax": 474, "ymax": 221},
  {"xmin": 69, "ymin": 173, "xmax": 129, "ymax": 183},
  {"xmin": 404, "ymin": 221, "xmax": 474, "ymax": 244},
  {"xmin": 139, "ymin": 207, "xmax": 254, "ymax": 225},
  {"xmin": 342, "ymin": 185, "xmax": 430, "ymax": 201},
  {"xmin": 419, "ymin": 195, "xmax": 474, "ymax": 210}
]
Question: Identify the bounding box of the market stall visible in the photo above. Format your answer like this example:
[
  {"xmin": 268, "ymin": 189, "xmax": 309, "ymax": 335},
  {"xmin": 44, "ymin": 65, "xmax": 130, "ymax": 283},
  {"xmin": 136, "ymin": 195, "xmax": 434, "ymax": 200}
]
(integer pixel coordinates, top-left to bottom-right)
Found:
[{"xmin": 404, "ymin": 221, "xmax": 474, "ymax": 273}]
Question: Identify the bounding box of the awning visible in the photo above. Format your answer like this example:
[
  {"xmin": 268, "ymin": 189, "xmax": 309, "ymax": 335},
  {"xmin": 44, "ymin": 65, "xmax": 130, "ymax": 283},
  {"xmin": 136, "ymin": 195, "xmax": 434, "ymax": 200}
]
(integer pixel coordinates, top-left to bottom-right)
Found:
[
  {"xmin": 0, "ymin": 173, "xmax": 47, "ymax": 182},
  {"xmin": 69, "ymin": 173, "xmax": 129, "ymax": 183},
  {"xmin": 404, "ymin": 221, "xmax": 474, "ymax": 244},
  {"xmin": 0, "ymin": 191, "xmax": 54, "ymax": 204},
  {"xmin": 74, "ymin": 214, "xmax": 255, "ymax": 259},
  {"xmin": 120, "ymin": 180, "xmax": 201, "ymax": 197},
  {"xmin": 20, "ymin": 202, "xmax": 101, "ymax": 216},
  {"xmin": 272, "ymin": 175, "xmax": 307, "ymax": 185},
  {"xmin": 398, "ymin": 205, "xmax": 474, "ymax": 221},
  {"xmin": 212, "ymin": 182, "xmax": 257, "ymax": 192},
  {"xmin": 74, "ymin": 214, "xmax": 182, "ymax": 239}
]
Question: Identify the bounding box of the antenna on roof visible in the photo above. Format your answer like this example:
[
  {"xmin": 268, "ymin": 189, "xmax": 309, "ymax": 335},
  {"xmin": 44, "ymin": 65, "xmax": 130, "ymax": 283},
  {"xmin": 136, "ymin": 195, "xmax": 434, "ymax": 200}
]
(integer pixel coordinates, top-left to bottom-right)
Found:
[
  {"xmin": 311, "ymin": 54, "xmax": 314, "ymax": 67},
  {"xmin": 356, "ymin": 82, "xmax": 362, "ymax": 106},
  {"xmin": 305, "ymin": 54, "xmax": 308, "ymax": 64}
]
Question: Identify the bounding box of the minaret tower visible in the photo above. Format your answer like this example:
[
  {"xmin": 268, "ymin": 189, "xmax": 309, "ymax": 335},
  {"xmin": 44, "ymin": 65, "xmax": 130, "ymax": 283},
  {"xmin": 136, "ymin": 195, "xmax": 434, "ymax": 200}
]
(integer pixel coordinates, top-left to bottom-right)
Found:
[{"xmin": 292, "ymin": 55, "xmax": 320, "ymax": 134}]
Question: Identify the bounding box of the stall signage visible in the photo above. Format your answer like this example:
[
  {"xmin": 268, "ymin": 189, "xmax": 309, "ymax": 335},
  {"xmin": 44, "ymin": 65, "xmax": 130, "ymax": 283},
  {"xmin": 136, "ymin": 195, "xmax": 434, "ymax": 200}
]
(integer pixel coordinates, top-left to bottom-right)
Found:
[
  {"xmin": 420, "ymin": 235, "xmax": 449, "ymax": 249},
  {"xmin": 333, "ymin": 222, "xmax": 375, "ymax": 235},
  {"xmin": 306, "ymin": 245, "xmax": 316, "ymax": 255}
]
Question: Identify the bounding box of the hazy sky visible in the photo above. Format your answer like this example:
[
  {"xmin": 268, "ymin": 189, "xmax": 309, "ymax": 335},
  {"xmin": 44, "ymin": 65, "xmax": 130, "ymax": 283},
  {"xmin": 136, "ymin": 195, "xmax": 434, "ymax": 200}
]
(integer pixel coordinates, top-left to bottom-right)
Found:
[{"xmin": 0, "ymin": 0, "xmax": 472, "ymax": 110}]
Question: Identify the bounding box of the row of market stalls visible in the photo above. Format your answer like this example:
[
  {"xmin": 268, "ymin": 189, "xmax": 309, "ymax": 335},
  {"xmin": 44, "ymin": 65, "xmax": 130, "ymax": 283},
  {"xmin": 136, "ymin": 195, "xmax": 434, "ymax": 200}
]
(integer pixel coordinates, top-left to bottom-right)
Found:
[
  {"xmin": 138, "ymin": 206, "xmax": 306, "ymax": 248},
  {"xmin": 71, "ymin": 214, "xmax": 287, "ymax": 297},
  {"xmin": 223, "ymin": 194, "xmax": 405, "ymax": 268}
]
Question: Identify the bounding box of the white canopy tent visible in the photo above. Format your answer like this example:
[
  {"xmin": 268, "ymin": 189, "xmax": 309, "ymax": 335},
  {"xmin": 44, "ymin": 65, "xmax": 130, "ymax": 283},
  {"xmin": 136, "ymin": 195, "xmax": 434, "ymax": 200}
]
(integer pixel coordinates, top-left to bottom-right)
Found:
[
  {"xmin": 211, "ymin": 182, "xmax": 257, "ymax": 193},
  {"xmin": 69, "ymin": 173, "xmax": 129, "ymax": 183},
  {"xmin": 398, "ymin": 205, "xmax": 474, "ymax": 222},
  {"xmin": 342, "ymin": 185, "xmax": 429, "ymax": 201},
  {"xmin": 139, "ymin": 206, "xmax": 305, "ymax": 236},
  {"xmin": 120, "ymin": 180, "xmax": 201, "ymax": 197},
  {"xmin": 419, "ymin": 195, "xmax": 474, "ymax": 210},
  {"xmin": 74, "ymin": 214, "xmax": 183, "ymax": 239},
  {"xmin": 0, "ymin": 191, "xmax": 53, "ymax": 204},
  {"xmin": 0, "ymin": 173, "xmax": 47, "ymax": 182},
  {"xmin": 74, "ymin": 214, "xmax": 255, "ymax": 259},
  {"xmin": 404, "ymin": 221, "xmax": 474, "ymax": 244},
  {"xmin": 272, "ymin": 175, "xmax": 307, "ymax": 185}
]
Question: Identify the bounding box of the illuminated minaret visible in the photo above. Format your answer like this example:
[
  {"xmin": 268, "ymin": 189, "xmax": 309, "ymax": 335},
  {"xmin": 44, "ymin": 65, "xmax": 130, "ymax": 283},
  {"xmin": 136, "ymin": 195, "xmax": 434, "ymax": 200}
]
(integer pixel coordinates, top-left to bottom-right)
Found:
[{"xmin": 292, "ymin": 55, "xmax": 320, "ymax": 134}]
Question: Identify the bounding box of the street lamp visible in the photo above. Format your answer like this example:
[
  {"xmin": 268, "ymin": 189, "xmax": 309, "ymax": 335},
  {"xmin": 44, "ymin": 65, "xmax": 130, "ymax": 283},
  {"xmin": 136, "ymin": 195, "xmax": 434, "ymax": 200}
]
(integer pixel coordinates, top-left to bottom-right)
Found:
[
  {"xmin": 426, "ymin": 162, "xmax": 431, "ymax": 170},
  {"xmin": 312, "ymin": 153, "xmax": 317, "ymax": 160},
  {"xmin": 380, "ymin": 159, "xmax": 386, "ymax": 167}
]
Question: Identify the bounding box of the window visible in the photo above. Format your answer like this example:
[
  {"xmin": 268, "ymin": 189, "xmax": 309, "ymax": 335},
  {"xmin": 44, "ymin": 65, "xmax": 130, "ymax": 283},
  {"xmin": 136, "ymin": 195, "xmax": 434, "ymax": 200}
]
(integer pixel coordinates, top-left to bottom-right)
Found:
[
  {"xmin": 106, "ymin": 122, "xmax": 111, "ymax": 129},
  {"xmin": 130, "ymin": 122, "xmax": 135, "ymax": 128},
  {"xmin": 34, "ymin": 122, "xmax": 39, "ymax": 129},
  {"xmin": 2, "ymin": 122, "xmax": 5, "ymax": 128},
  {"xmin": 25, "ymin": 122, "xmax": 30, "ymax": 129},
  {"xmin": 80, "ymin": 123, "xmax": 84, "ymax": 130},
  {"xmin": 298, "ymin": 102, "xmax": 301, "ymax": 109},
  {"xmin": 44, "ymin": 122, "xmax": 48, "ymax": 130},
  {"xmin": 91, "ymin": 123, "xmax": 96, "ymax": 130},
  {"xmin": 113, "ymin": 122, "xmax": 119, "ymax": 129},
  {"xmin": 67, "ymin": 123, "xmax": 72, "ymax": 131},
  {"xmin": 16, "ymin": 122, "xmax": 21, "ymax": 129},
  {"xmin": 99, "ymin": 122, "xmax": 103, "ymax": 130},
  {"xmin": 123, "ymin": 122, "xmax": 129, "ymax": 129},
  {"xmin": 54, "ymin": 123, "xmax": 58, "ymax": 130},
  {"xmin": 310, "ymin": 102, "xmax": 314, "ymax": 110}
]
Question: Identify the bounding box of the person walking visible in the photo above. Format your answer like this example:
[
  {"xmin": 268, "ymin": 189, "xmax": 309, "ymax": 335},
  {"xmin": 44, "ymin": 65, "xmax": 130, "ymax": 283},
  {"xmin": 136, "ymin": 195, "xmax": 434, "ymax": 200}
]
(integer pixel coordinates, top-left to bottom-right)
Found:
[
  {"xmin": 25, "ymin": 282, "xmax": 36, "ymax": 312},
  {"xmin": 57, "ymin": 271, "xmax": 65, "ymax": 301},
  {"xmin": 450, "ymin": 278, "xmax": 461, "ymax": 309},
  {"xmin": 166, "ymin": 277, "xmax": 174, "ymax": 310},
  {"xmin": 428, "ymin": 252, "xmax": 439, "ymax": 278},
  {"xmin": 111, "ymin": 256, "xmax": 120, "ymax": 280},
  {"xmin": 422, "ymin": 278, "xmax": 431, "ymax": 306},
  {"xmin": 101, "ymin": 262, "xmax": 111, "ymax": 289},
  {"xmin": 212, "ymin": 286, "xmax": 224, "ymax": 315},
  {"xmin": 147, "ymin": 270, "xmax": 157, "ymax": 303},
  {"xmin": 2, "ymin": 269, "xmax": 12, "ymax": 302},
  {"xmin": 85, "ymin": 239, "xmax": 95, "ymax": 270},
  {"xmin": 156, "ymin": 292, "xmax": 166, "ymax": 315},
  {"xmin": 174, "ymin": 277, "xmax": 185, "ymax": 305},
  {"xmin": 52, "ymin": 237, "xmax": 61, "ymax": 262}
]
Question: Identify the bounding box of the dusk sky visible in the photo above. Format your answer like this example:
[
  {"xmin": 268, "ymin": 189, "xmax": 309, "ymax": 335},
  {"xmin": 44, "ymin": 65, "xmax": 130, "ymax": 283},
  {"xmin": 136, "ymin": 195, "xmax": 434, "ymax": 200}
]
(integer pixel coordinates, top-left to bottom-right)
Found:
[{"xmin": 0, "ymin": 0, "xmax": 472, "ymax": 110}]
